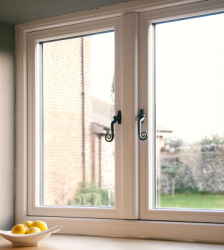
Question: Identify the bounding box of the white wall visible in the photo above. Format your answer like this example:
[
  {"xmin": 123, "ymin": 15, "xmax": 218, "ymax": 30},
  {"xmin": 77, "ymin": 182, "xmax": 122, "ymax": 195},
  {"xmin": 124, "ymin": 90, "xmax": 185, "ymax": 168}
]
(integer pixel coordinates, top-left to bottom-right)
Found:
[{"xmin": 0, "ymin": 22, "xmax": 15, "ymax": 230}]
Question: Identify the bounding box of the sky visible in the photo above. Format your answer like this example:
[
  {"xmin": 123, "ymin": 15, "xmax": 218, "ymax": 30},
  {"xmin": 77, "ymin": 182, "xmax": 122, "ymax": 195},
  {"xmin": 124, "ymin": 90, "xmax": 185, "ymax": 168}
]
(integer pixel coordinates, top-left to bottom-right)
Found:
[
  {"xmin": 156, "ymin": 13, "xmax": 224, "ymax": 142},
  {"xmin": 90, "ymin": 31, "xmax": 114, "ymax": 105},
  {"xmin": 87, "ymin": 13, "xmax": 224, "ymax": 143}
]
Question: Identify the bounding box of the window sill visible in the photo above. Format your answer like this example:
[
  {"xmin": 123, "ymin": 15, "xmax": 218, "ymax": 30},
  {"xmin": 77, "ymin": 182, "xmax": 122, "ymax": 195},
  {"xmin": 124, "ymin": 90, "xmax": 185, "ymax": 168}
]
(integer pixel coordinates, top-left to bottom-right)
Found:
[
  {"xmin": 1, "ymin": 234, "xmax": 223, "ymax": 249},
  {"xmin": 15, "ymin": 216, "xmax": 224, "ymax": 244}
]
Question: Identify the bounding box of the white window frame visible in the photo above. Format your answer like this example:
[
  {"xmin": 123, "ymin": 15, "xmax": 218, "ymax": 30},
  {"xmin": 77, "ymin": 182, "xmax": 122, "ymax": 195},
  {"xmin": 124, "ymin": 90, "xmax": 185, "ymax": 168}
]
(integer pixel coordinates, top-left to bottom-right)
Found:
[
  {"xmin": 139, "ymin": 0, "xmax": 224, "ymax": 223},
  {"xmin": 27, "ymin": 17, "xmax": 125, "ymax": 219},
  {"xmin": 16, "ymin": 0, "xmax": 224, "ymax": 243},
  {"xmin": 18, "ymin": 11, "xmax": 140, "ymax": 220}
]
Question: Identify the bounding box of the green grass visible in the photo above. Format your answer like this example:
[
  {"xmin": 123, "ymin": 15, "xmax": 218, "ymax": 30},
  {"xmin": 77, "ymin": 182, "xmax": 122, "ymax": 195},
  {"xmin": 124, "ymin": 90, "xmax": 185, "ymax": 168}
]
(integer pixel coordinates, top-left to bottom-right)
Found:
[{"xmin": 158, "ymin": 194, "xmax": 224, "ymax": 209}]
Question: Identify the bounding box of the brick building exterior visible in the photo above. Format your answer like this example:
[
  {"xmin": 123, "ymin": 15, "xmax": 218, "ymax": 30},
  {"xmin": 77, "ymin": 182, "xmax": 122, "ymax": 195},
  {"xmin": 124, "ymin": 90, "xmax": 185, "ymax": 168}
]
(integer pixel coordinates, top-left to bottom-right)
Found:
[{"xmin": 43, "ymin": 36, "xmax": 115, "ymax": 206}]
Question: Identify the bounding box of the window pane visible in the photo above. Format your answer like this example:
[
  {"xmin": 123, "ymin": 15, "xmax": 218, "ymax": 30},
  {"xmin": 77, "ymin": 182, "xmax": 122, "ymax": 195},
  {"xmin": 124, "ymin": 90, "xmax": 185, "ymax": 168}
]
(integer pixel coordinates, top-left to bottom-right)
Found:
[
  {"xmin": 43, "ymin": 32, "xmax": 115, "ymax": 206},
  {"xmin": 155, "ymin": 13, "xmax": 224, "ymax": 209}
]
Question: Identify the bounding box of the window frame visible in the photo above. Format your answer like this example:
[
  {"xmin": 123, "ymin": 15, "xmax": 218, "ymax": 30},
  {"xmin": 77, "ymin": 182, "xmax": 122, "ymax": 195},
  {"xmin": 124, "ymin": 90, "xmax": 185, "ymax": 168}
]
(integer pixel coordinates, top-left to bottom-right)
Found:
[
  {"xmin": 16, "ymin": 0, "xmax": 224, "ymax": 243},
  {"xmin": 139, "ymin": 0, "xmax": 224, "ymax": 223},
  {"xmin": 27, "ymin": 17, "xmax": 125, "ymax": 219}
]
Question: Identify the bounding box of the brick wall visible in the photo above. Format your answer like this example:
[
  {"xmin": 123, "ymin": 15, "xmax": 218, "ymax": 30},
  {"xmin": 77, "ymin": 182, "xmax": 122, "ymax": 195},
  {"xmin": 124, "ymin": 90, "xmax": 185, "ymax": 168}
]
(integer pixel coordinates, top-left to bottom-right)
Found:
[{"xmin": 43, "ymin": 36, "xmax": 115, "ymax": 206}]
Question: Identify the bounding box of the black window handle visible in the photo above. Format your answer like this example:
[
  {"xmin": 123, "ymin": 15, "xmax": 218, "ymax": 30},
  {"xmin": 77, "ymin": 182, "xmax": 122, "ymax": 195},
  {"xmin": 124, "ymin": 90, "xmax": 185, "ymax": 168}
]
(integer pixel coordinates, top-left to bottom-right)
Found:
[
  {"xmin": 105, "ymin": 111, "xmax": 122, "ymax": 142},
  {"xmin": 138, "ymin": 109, "xmax": 148, "ymax": 141}
]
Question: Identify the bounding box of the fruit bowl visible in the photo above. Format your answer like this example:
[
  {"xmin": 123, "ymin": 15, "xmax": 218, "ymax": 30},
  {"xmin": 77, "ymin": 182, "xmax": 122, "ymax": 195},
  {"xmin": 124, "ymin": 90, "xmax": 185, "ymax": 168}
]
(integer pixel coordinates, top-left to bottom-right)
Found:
[{"xmin": 0, "ymin": 225, "xmax": 63, "ymax": 247}]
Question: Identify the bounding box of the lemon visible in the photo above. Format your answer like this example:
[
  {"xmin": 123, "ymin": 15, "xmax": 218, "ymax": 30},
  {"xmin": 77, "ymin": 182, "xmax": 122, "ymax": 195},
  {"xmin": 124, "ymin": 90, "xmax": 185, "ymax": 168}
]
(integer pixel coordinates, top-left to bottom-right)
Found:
[
  {"xmin": 30, "ymin": 221, "xmax": 48, "ymax": 231},
  {"xmin": 23, "ymin": 221, "xmax": 33, "ymax": 229},
  {"xmin": 26, "ymin": 227, "xmax": 41, "ymax": 234},
  {"xmin": 11, "ymin": 224, "xmax": 28, "ymax": 234}
]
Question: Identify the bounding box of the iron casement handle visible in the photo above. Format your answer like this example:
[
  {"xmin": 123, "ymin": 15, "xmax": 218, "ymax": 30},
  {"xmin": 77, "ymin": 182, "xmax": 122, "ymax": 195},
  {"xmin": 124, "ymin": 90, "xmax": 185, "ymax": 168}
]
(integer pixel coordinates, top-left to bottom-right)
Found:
[
  {"xmin": 138, "ymin": 109, "xmax": 148, "ymax": 141},
  {"xmin": 105, "ymin": 111, "xmax": 122, "ymax": 142}
]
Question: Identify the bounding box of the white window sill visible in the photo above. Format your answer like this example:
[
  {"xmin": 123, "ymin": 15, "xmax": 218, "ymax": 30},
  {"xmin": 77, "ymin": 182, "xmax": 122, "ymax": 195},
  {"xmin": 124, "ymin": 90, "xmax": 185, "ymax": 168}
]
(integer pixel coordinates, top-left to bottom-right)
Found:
[
  {"xmin": 1, "ymin": 234, "xmax": 223, "ymax": 250},
  {"xmin": 15, "ymin": 216, "xmax": 224, "ymax": 244}
]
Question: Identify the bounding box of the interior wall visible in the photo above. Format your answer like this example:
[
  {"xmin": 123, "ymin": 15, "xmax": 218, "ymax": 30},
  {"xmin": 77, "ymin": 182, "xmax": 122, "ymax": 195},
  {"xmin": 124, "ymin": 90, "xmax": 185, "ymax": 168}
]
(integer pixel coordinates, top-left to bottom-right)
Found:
[
  {"xmin": 0, "ymin": 0, "xmax": 134, "ymax": 25},
  {"xmin": 0, "ymin": 22, "xmax": 15, "ymax": 230}
]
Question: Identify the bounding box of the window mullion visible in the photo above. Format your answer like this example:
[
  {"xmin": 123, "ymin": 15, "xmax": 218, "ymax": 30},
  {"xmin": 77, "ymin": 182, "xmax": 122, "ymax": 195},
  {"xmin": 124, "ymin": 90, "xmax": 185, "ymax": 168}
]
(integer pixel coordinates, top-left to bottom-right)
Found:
[{"xmin": 121, "ymin": 12, "xmax": 139, "ymax": 219}]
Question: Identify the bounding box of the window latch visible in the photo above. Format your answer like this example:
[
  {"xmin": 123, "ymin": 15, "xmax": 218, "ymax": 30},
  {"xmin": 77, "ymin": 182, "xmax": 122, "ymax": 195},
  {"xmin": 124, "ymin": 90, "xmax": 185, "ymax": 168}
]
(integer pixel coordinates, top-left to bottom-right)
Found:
[
  {"xmin": 138, "ymin": 109, "xmax": 148, "ymax": 141},
  {"xmin": 105, "ymin": 111, "xmax": 122, "ymax": 142}
]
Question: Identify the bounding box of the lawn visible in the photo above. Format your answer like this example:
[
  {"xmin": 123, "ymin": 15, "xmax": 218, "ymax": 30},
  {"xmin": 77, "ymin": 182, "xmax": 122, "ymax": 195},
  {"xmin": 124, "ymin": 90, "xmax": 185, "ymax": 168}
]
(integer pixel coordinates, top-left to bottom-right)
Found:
[{"xmin": 158, "ymin": 194, "xmax": 224, "ymax": 209}]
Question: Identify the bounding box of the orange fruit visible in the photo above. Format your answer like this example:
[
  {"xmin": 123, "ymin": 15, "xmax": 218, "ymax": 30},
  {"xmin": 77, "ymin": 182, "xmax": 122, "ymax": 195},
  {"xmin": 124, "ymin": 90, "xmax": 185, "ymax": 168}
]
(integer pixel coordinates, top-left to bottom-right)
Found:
[
  {"xmin": 30, "ymin": 221, "xmax": 48, "ymax": 231},
  {"xmin": 23, "ymin": 221, "xmax": 33, "ymax": 229},
  {"xmin": 11, "ymin": 224, "xmax": 28, "ymax": 234},
  {"xmin": 26, "ymin": 227, "xmax": 41, "ymax": 234}
]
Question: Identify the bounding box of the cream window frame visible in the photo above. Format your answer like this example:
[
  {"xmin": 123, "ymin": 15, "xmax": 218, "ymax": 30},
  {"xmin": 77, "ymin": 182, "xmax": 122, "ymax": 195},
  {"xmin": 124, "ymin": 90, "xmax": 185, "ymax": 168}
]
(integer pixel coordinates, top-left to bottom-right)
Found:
[
  {"xmin": 26, "ymin": 13, "xmax": 139, "ymax": 219},
  {"xmin": 16, "ymin": 0, "xmax": 224, "ymax": 243},
  {"xmin": 27, "ymin": 17, "xmax": 125, "ymax": 219},
  {"xmin": 139, "ymin": 0, "xmax": 224, "ymax": 223}
]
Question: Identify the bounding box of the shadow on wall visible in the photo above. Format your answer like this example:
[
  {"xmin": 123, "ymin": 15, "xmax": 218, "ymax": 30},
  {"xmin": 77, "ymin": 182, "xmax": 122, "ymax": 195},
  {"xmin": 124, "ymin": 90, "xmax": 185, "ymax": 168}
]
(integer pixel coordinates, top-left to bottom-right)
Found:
[{"xmin": 0, "ymin": 22, "xmax": 15, "ymax": 230}]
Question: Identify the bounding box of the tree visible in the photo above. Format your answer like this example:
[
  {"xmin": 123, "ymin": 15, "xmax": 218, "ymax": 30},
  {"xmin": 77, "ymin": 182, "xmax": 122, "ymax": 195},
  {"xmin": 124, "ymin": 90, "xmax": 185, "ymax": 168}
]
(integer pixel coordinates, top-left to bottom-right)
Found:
[{"xmin": 162, "ymin": 164, "xmax": 184, "ymax": 198}]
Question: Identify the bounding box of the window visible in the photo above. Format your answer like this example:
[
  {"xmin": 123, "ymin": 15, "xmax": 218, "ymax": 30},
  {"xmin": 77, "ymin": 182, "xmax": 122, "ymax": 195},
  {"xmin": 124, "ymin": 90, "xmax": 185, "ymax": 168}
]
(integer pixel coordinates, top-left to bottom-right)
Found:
[
  {"xmin": 43, "ymin": 32, "xmax": 115, "ymax": 207},
  {"xmin": 139, "ymin": 7, "xmax": 224, "ymax": 223},
  {"xmin": 16, "ymin": 0, "xmax": 224, "ymax": 242},
  {"xmin": 27, "ymin": 18, "xmax": 125, "ymax": 218},
  {"xmin": 155, "ymin": 14, "xmax": 224, "ymax": 211}
]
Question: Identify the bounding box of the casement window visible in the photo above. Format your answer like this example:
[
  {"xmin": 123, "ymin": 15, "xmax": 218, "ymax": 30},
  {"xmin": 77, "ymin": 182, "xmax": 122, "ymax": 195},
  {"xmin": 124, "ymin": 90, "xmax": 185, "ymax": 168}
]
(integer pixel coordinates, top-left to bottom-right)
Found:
[
  {"xmin": 139, "ymin": 7, "xmax": 224, "ymax": 223},
  {"xmin": 16, "ymin": 0, "xmax": 224, "ymax": 242},
  {"xmin": 26, "ymin": 18, "xmax": 124, "ymax": 219}
]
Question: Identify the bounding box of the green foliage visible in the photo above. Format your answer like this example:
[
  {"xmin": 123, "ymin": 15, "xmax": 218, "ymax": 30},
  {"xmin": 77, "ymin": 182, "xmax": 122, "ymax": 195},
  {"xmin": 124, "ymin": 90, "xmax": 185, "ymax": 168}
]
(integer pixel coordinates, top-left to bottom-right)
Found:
[
  {"xmin": 174, "ymin": 186, "xmax": 199, "ymax": 194},
  {"xmin": 161, "ymin": 164, "xmax": 184, "ymax": 178},
  {"xmin": 201, "ymin": 134, "xmax": 224, "ymax": 145},
  {"xmin": 68, "ymin": 182, "xmax": 115, "ymax": 207},
  {"xmin": 164, "ymin": 137, "xmax": 183, "ymax": 148}
]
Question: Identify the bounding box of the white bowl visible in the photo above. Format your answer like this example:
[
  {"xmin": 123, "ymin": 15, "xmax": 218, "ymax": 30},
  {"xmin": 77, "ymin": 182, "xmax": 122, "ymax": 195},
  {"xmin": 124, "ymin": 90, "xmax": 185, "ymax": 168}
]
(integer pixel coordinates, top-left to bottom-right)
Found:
[{"xmin": 0, "ymin": 225, "xmax": 63, "ymax": 247}]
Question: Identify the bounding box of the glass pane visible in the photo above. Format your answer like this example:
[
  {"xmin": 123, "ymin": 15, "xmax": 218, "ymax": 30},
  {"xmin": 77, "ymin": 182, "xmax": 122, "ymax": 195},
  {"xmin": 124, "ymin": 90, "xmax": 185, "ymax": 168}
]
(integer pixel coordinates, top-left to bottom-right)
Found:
[
  {"xmin": 43, "ymin": 32, "xmax": 115, "ymax": 206},
  {"xmin": 155, "ymin": 13, "xmax": 224, "ymax": 209}
]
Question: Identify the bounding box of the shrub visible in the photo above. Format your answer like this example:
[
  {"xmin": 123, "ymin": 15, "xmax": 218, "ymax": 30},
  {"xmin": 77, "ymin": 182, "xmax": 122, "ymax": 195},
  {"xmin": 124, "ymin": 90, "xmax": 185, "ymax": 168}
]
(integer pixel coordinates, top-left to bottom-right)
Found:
[{"xmin": 68, "ymin": 182, "xmax": 115, "ymax": 206}]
